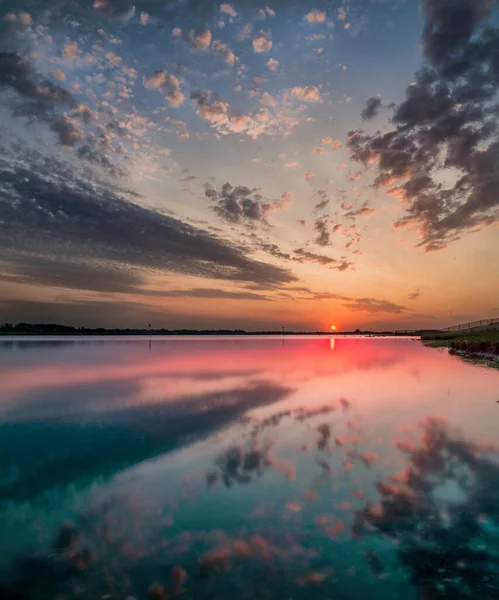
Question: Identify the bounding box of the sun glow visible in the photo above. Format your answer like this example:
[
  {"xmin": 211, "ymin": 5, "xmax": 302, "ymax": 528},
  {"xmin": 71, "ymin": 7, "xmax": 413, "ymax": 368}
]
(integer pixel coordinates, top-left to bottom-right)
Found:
[{"xmin": 330, "ymin": 325, "xmax": 337, "ymax": 331}]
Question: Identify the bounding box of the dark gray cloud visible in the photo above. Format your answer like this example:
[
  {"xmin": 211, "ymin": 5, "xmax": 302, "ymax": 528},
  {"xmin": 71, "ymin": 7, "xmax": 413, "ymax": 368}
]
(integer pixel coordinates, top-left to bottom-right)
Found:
[
  {"xmin": 0, "ymin": 53, "xmax": 122, "ymax": 174},
  {"xmin": 150, "ymin": 288, "xmax": 269, "ymax": 301},
  {"xmin": 0, "ymin": 256, "xmax": 144, "ymax": 294},
  {"xmin": 342, "ymin": 298, "xmax": 410, "ymax": 315},
  {"xmin": 361, "ymin": 96, "xmax": 382, "ymax": 121},
  {"xmin": 50, "ymin": 114, "xmax": 85, "ymax": 147},
  {"xmin": 244, "ymin": 233, "xmax": 352, "ymax": 271},
  {"xmin": 408, "ymin": 289, "xmax": 421, "ymax": 300},
  {"xmin": 0, "ymin": 52, "xmax": 75, "ymax": 119},
  {"xmin": 313, "ymin": 189, "xmax": 330, "ymax": 213},
  {"xmin": 0, "ymin": 145, "xmax": 296, "ymax": 288},
  {"xmin": 314, "ymin": 216, "xmax": 331, "ymax": 246},
  {"xmin": 204, "ymin": 182, "xmax": 279, "ymax": 225},
  {"xmin": 345, "ymin": 202, "xmax": 375, "ymax": 220},
  {"xmin": 293, "ymin": 249, "xmax": 352, "ymax": 271},
  {"xmin": 349, "ymin": 0, "xmax": 499, "ymax": 251}
]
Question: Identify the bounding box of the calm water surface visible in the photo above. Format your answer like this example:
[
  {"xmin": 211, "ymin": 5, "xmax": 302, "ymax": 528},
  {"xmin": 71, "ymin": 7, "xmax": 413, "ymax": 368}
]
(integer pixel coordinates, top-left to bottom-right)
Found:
[{"xmin": 1, "ymin": 336, "xmax": 499, "ymax": 599}]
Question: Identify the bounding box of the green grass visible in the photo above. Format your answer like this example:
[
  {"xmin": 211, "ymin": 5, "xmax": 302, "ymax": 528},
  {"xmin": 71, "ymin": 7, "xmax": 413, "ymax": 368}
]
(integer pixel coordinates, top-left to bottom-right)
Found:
[
  {"xmin": 421, "ymin": 330, "xmax": 499, "ymax": 345},
  {"xmin": 422, "ymin": 330, "xmax": 499, "ymax": 368}
]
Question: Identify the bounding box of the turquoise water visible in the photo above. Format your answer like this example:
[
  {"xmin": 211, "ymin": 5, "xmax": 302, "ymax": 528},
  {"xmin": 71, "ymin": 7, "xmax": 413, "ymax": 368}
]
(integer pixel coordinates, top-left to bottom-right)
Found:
[{"xmin": 1, "ymin": 336, "xmax": 499, "ymax": 599}]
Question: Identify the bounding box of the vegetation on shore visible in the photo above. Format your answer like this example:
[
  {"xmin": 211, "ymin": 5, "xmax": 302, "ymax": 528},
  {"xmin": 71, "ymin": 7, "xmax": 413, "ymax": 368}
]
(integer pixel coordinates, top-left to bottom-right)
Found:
[
  {"xmin": 0, "ymin": 323, "xmax": 440, "ymax": 337},
  {"xmin": 422, "ymin": 330, "xmax": 499, "ymax": 369}
]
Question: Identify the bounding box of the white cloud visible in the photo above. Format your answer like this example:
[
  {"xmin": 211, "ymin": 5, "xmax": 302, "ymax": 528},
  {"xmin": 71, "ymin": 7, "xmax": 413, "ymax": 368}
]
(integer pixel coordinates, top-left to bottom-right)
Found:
[
  {"xmin": 290, "ymin": 86, "xmax": 322, "ymax": 103},
  {"xmin": 144, "ymin": 71, "xmax": 185, "ymax": 107},
  {"xmin": 253, "ymin": 31, "xmax": 272, "ymax": 53},
  {"xmin": 212, "ymin": 40, "xmax": 237, "ymax": 66},
  {"xmin": 305, "ymin": 10, "xmax": 326, "ymax": 24},
  {"xmin": 220, "ymin": 3, "xmax": 237, "ymax": 17},
  {"xmin": 63, "ymin": 41, "xmax": 79, "ymax": 61},
  {"xmin": 260, "ymin": 92, "xmax": 277, "ymax": 107},
  {"xmin": 184, "ymin": 28, "xmax": 212, "ymax": 50},
  {"xmin": 266, "ymin": 58, "xmax": 280, "ymax": 71}
]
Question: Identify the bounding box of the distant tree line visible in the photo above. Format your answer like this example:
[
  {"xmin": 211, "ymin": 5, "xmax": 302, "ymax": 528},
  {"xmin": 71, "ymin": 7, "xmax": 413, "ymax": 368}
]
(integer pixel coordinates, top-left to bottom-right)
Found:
[{"xmin": 0, "ymin": 323, "xmax": 442, "ymax": 336}]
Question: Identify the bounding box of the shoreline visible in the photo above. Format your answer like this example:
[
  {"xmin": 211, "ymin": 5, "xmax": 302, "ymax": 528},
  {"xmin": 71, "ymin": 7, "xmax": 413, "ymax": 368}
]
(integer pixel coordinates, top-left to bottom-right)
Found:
[{"xmin": 422, "ymin": 331, "xmax": 499, "ymax": 370}]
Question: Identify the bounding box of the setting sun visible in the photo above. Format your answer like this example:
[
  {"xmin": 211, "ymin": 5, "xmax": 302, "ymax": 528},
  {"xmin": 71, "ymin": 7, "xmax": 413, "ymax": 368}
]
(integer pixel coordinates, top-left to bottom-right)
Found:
[{"xmin": 330, "ymin": 325, "xmax": 337, "ymax": 331}]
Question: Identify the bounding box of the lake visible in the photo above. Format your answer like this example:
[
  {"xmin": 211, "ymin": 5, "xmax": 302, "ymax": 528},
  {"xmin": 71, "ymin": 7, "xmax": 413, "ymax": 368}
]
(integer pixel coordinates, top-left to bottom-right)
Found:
[{"xmin": 1, "ymin": 336, "xmax": 499, "ymax": 600}]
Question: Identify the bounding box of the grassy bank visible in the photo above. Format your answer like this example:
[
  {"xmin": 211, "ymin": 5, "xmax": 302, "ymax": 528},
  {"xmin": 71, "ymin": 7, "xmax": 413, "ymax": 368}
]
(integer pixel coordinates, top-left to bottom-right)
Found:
[{"xmin": 421, "ymin": 330, "xmax": 499, "ymax": 369}]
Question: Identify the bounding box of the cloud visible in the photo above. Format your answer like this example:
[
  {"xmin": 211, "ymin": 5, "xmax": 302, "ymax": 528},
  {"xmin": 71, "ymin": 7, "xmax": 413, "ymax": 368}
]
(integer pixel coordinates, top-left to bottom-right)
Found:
[
  {"xmin": 290, "ymin": 86, "xmax": 322, "ymax": 103},
  {"xmin": 408, "ymin": 290, "xmax": 421, "ymax": 300},
  {"xmin": 93, "ymin": 0, "xmax": 134, "ymax": 18},
  {"xmin": 143, "ymin": 70, "xmax": 185, "ymax": 107},
  {"xmin": 304, "ymin": 171, "xmax": 316, "ymax": 181},
  {"xmin": 212, "ymin": 41, "xmax": 237, "ymax": 66},
  {"xmin": 293, "ymin": 249, "xmax": 352, "ymax": 271},
  {"xmin": 0, "ymin": 255, "xmax": 144, "ymax": 294},
  {"xmin": 337, "ymin": 7, "xmax": 347, "ymax": 21},
  {"xmin": 153, "ymin": 288, "xmax": 268, "ymax": 301},
  {"xmin": 313, "ymin": 189, "xmax": 330, "ymax": 212},
  {"xmin": 253, "ymin": 32, "xmax": 272, "ymax": 53},
  {"xmin": 342, "ymin": 298, "xmax": 410, "ymax": 314},
  {"xmin": 266, "ymin": 58, "xmax": 280, "ymax": 71},
  {"xmin": 305, "ymin": 10, "xmax": 327, "ymax": 24},
  {"xmin": 220, "ymin": 3, "xmax": 237, "ymax": 17},
  {"xmin": 345, "ymin": 202, "xmax": 375, "ymax": 219},
  {"xmin": 349, "ymin": 0, "xmax": 499, "ymax": 251},
  {"xmin": 284, "ymin": 161, "xmax": 300, "ymax": 168},
  {"xmin": 0, "ymin": 145, "xmax": 296, "ymax": 287},
  {"xmin": 184, "ymin": 28, "xmax": 212, "ymax": 50},
  {"xmin": 361, "ymin": 96, "xmax": 382, "ymax": 121},
  {"xmin": 0, "ymin": 52, "xmax": 123, "ymax": 173},
  {"xmin": 190, "ymin": 90, "xmax": 287, "ymax": 138},
  {"xmin": 314, "ymin": 216, "xmax": 331, "ymax": 246},
  {"xmin": 50, "ymin": 114, "xmax": 84, "ymax": 147},
  {"xmin": 204, "ymin": 182, "xmax": 287, "ymax": 225},
  {"xmin": 0, "ymin": 52, "xmax": 75, "ymax": 119},
  {"xmin": 63, "ymin": 41, "xmax": 79, "ymax": 61}
]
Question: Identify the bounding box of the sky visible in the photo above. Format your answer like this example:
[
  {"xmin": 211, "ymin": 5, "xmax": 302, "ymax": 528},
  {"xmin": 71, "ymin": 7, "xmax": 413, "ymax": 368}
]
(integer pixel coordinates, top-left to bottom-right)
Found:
[{"xmin": 0, "ymin": 0, "xmax": 498, "ymax": 331}]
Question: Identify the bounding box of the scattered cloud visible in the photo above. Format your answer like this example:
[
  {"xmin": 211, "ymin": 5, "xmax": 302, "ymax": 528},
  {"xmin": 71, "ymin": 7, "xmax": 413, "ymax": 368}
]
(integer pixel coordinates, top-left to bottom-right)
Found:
[
  {"xmin": 143, "ymin": 70, "xmax": 184, "ymax": 107},
  {"xmin": 361, "ymin": 96, "xmax": 382, "ymax": 121},
  {"xmin": 314, "ymin": 216, "xmax": 331, "ymax": 246},
  {"xmin": 294, "ymin": 249, "xmax": 352, "ymax": 271},
  {"xmin": 93, "ymin": 0, "xmax": 135, "ymax": 19},
  {"xmin": 266, "ymin": 58, "xmax": 280, "ymax": 71},
  {"xmin": 204, "ymin": 182, "xmax": 288, "ymax": 226},
  {"xmin": 345, "ymin": 202, "xmax": 375, "ymax": 219},
  {"xmin": 253, "ymin": 31, "xmax": 272, "ymax": 53},
  {"xmin": 212, "ymin": 41, "xmax": 237, "ymax": 66},
  {"xmin": 220, "ymin": 4, "xmax": 237, "ymax": 17},
  {"xmin": 313, "ymin": 189, "xmax": 330, "ymax": 212},
  {"xmin": 305, "ymin": 10, "xmax": 327, "ymax": 24},
  {"xmin": 342, "ymin": 298, "xmax": 410, "ymax": 315},
  {"xmin": 290, "ymin": 86, "xmax": 322, "ymax": 103},
  {"xmin": 184, "ymin": 28, "xmax": 212, "ymax": 50}
]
